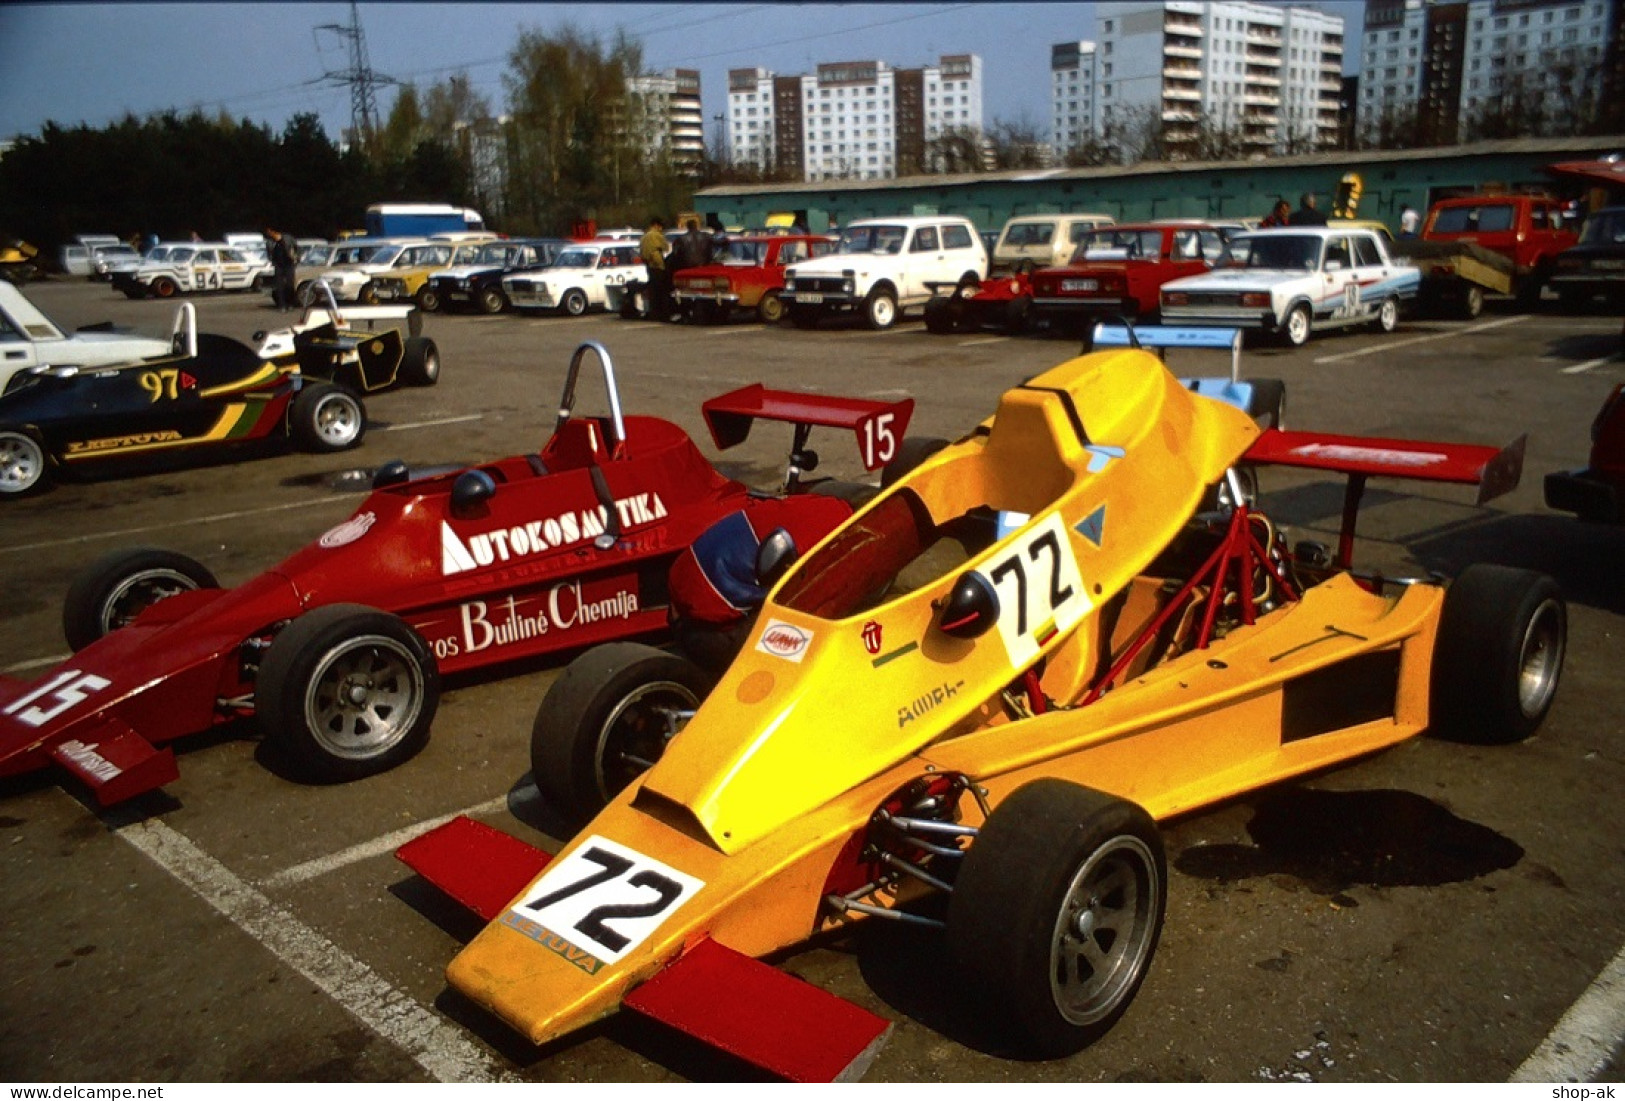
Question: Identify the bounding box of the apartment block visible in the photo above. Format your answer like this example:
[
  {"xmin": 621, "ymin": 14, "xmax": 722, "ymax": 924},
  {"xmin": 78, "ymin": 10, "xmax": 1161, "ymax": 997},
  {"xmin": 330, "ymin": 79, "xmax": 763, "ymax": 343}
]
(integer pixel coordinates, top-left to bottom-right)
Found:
[
  {"xmin": 1051, "ymin": 0, "xmax": 1343, "ymax": 158},
  {"xmin": 627, "ymin": 68, "xmax": 704, "ymax": 175},
  {"xmin": 726, "ymin": 56, "xmax": 983, "ymax": 181},
  {"xmin": 1359, "ymin": 0, "xmax": 1617, "ymax": 145}
]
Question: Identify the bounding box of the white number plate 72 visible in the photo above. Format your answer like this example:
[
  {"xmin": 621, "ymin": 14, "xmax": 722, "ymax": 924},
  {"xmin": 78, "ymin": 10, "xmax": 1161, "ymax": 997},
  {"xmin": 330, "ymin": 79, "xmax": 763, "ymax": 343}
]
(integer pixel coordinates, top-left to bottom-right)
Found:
[{"xmin": 507, "ymin": 836, "xmax": 705, "ymax": 966}]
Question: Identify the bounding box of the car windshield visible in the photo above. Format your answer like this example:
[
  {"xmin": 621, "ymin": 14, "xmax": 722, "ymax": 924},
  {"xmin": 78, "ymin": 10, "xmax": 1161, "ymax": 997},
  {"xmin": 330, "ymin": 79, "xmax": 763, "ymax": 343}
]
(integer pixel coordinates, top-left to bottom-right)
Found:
[
  {"xmin": 1071, "ymin": 229, "xmax": 1163, "ymax": 262},
  {"xmin": 839, "ymin": 225, "xmax": 908, "ymax": 255},
  {"xmin": 369, "ymin": 245, "xmax": 408, "ymax": 265},
  {"xmin": 1222, "ymin": 233, "xmax": 1321, "ymax": 271},
  {"xmin": 333, "ymin": 245, "xmax": 378, "ymax": 265},
  {"xmin": 476, "ymin": 242, "xmax": 515, "ymax": 264},
  {"xmin": 1578, "ymin": 209, "xmax": 1625, "ymax": 246},
  {"xmin": 166, "ymin": 247, "xmax": 198, "ymax": 264},
  {"xmin": 300, "ymin": 244, "xmax": 334, "ymax": 265},
  {"xmin": 717, "ymin": 240, "xmax": 768, "ymax": 265},
  {"xmin": 553, "ymin": 248, "xmax": 599, "ymax": 269},
  {"xmin": 144, "ymin": 246, "xmax": 171, "ymax": 261}
]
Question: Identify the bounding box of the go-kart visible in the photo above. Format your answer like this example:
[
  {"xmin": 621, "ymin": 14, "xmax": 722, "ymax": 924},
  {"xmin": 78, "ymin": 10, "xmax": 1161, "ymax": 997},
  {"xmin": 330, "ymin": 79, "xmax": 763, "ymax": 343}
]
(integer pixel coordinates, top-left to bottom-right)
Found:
[
  {"xmin": 0, "ymin": 342, "xmax": 911, "ymax": 805},
  {"xmin": 398, "ymin": 342, "xmax": 1561, "ymax": 1081}
]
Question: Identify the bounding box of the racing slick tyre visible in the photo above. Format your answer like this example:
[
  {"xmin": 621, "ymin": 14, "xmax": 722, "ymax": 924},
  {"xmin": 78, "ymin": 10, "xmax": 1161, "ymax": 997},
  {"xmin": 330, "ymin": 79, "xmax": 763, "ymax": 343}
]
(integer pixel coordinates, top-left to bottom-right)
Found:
[
  {"xmin": 257, "ymin": 604, "xmax": 440, "ymax": 782},
  {"xmin": 0, "ymin": 429, "xmax": 48, "ymax": 497},
  {"xmin": 1430, "ymin": 564, "xmax": 1565, "ymax": 745},
  {"xmin": 290, "ymin": 382, "xmax": 366, "ymax": 453},
  {"xmin": 62, "ymin": 548, "xmax": 219, "ymax": 651},
  {"xmin": 947, "ymin": 779, "xmax": 1166, "ymax": 1058},
  {"xmin": 476, "ymin": 286, "xmax": 507, "ymax": 314},
  {"xmin": 862, "ymin": 286, "xmax": 899, "ymax": 330},
  {"xmin": 400, "ymin": 336, "xmax": 440, "ymax": 387},
  {"xmin": 1372, "ymin": 296, "xmax": 1399, "ymax": 333},
  {"xmin": 414, "ymin": 285, "xmax": 441, "ymax": 313},
  {"xmin": 882, "ymin": 436, "xmax": 950, "ymax": 488},
  {"xmin": 532, "ymin": 642, "xmax": 714, "ymax": 832},
  {"xmin": 923, "ymin": 297, "xmax": 959, "ymax": 335},
  {"xmin": 1460, "ymin": 284, "xmax": 1485, "ymax": 320},
  {"xmin": 562, "ymin": 288, "xmax": 590, "ymax": 317},
  {"xmin": 789, "ymin": 305, "xmax": 823, "ymax": 330},
  {"xmin": 756, "ymin": 292, "xmax": 785, "ymax": 324},
  {"xmin": 1282, "ymin": 303, "xmax": 1312, "ymax": 347},
  {"xmin": 151, "ymin": 277, "xmax": 179, "ymax": 299}
]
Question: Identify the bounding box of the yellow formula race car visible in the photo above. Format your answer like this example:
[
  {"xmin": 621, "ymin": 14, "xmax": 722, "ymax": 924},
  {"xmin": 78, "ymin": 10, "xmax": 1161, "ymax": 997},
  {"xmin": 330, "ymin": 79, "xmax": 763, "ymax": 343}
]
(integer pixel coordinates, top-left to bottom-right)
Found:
[{"xmin": 399, "ymin": 346, "xmax": 1562, "ymax": 1081}]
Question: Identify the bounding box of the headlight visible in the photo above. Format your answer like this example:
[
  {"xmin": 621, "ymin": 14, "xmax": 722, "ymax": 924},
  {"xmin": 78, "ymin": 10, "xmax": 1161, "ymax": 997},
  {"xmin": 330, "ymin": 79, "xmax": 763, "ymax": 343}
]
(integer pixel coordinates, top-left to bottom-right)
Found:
[
  {"xmin": 713, "ymin": 277, "xmax": 731, "ymax": 292},
  {"xmin": 784, "ymin": 276, "xmax": 796, "ymax": 290},
  {"xmin": 842, "ymin": 277, "xmax": 855, "ymax": 294},
  {"xmin": 1163, "ymin": 291, "xmax": 1189, "ymax": 306},
  {"xmin": 1240, "ymin": 292, "xmax": 1270, "ymax": 307}
]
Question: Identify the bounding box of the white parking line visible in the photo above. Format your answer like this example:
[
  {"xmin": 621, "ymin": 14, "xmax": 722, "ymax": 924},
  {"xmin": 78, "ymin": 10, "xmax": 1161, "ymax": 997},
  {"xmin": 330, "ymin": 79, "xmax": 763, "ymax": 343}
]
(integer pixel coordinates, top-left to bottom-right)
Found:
[
  {"xmin": 2, "ymin": 497, "xmax": 347, "ymax": 555},
  {"xmin": 380, "ymin": 413, "xmax": 483, "ymax": 431},
  {"xmin": 114, "ymin": 814, "xmax": 513, "ymax": 1083},
  {"xmin": 1511, "ymin": 939, "xmax": 1625, "ymax": 1082},
  {"xmin": 1561, "ymin": 356, "xmax": 1620, "ymax": 375},
  {"xmin": 708, "ymin": 325, "xmax": 767, "ymax": 335},
  {"xmin": 260, "ymin": 794, "xmax": 513, "ymax": 889},
  {"xmin": 958, "ymin": 336, "xmax": 1009, "ymax": 347},
  {"xmin": 1312, "ymin": 314, "xmax": 1527, "ymax": 364}
]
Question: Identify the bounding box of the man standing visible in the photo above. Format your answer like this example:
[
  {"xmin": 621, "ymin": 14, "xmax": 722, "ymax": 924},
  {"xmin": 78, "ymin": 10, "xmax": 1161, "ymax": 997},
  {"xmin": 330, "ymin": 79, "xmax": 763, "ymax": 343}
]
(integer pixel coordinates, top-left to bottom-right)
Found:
[
  {"xmin": 639, "ymin": 216, "xmax": 670, "ymax": 320},
  {"xmin": 265, "ymin": 228, "xmax": 299, "ymax": 311},
  {"xmin": 1399, "ymin": 204, "xmax": 1420, "ymax": 237},
  {"xmin": 1261, "ymin": 199, "xmax": 1292, "ymax": 228},
  {"xmin": 1288, "ymin": 193, "xmax": 1328, "ymax": 227}
]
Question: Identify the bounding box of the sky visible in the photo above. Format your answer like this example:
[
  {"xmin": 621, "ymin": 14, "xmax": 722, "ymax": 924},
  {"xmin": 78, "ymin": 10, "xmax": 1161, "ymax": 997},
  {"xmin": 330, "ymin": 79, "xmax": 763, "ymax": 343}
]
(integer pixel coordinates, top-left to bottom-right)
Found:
[{"xmin": 0, "ymin": 2, "xmax": 1367, "ymax": 147}]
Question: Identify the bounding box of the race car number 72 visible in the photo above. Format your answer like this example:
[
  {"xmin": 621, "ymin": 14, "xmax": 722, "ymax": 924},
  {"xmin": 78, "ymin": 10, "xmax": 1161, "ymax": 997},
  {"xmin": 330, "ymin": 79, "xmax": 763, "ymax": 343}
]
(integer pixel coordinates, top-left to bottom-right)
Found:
[
  {"xmin": 508, "ymin": 835, "xmax": 705, "ymax": 966},
  {"xmin": 986, "ymin": 512, "xmax": 1091, "ymax": 669}
]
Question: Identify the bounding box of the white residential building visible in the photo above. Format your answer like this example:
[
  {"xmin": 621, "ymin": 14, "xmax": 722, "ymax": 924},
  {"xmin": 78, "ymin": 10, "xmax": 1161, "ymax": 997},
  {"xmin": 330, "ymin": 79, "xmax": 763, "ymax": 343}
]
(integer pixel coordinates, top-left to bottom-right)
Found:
[
  {"xmin": 1358, "ymin": 0, "xmax": 1616, "ymax": 144},
  {"xmin": 1052, "ymin": 1, "xmax": 1343, "ymax": 158},
  {"xmin": 627, "ymin": 69, "xmax": 704, "ymax": 175},
  {"xmin": 1051, "ymin": 41, "xmax": 1099, "ymax": 156},
  {"xmin": 725, "ymin": 55, "xmax": 983, "ymax": 181}
]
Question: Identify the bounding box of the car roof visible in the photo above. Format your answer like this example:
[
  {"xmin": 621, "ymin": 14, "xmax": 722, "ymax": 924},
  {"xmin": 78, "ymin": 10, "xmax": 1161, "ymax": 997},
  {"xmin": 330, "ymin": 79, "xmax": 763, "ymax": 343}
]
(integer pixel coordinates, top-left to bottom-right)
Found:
[{"xmin": 847, "ymin": 215, "xmax": 976, "ymax": 227}]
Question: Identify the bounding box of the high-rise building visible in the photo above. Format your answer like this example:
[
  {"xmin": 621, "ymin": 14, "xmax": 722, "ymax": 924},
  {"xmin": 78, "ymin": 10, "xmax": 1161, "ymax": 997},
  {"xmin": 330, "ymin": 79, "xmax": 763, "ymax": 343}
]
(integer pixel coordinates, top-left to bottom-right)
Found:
[
  {"xmin": 725, "ymin": 56, "xmax": 983, "ymax": 181},
  {"xmin": 1359, "ymin": 0, "xmax": 1617, "ymax": 145},
  {"xmin": 1050, "ymin": 1, "xmax": 1343, "ymax": 159},
  {"xmin": 627, "ymin": 68, "xmax": 704, "ymax": 176}
]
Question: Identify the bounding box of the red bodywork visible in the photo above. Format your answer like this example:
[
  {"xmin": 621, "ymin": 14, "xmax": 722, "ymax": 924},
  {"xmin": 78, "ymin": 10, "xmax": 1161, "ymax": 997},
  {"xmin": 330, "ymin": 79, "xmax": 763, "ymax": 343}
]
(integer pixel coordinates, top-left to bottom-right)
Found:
[
  {"xmin": 1028, "ymin": 222, "xmax": 1225, "ymax": 330},
  {"xmin": 1421, "ymin": 194, "xmax": 1578, "ymax": 278},
  {"xmin": 1544, "ymin": 382, "xmax": 1625, "ymax": 523},
  {"xmin": 0, "ymin": 383, "xmax": 912, "ymax": 805},
  {"xmin": 671, "ymin": 236, "xmax": 836, "ymax": 322},
  {"xmin": 922, "ymin": 272, "xmax": 1035, "ymax": 335}
]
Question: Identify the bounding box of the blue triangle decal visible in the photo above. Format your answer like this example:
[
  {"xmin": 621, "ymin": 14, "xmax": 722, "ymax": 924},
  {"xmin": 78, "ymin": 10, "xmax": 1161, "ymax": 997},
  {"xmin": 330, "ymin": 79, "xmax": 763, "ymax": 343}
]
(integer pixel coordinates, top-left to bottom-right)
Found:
[{"xmin": 1074, "ymin": 504, "xmax": 1106, "ymax": 548}]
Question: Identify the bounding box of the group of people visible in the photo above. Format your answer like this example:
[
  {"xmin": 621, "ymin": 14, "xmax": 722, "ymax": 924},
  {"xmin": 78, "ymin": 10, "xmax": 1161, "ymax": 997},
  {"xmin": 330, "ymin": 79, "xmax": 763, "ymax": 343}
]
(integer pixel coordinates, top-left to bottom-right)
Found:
[
  {"xmin": 1259, "ymin": 193, "xmax": 1421, "ymax": 238},
  {"xmin": 639, "ymin": 215, "xmax": 718, "ymax": 321}
]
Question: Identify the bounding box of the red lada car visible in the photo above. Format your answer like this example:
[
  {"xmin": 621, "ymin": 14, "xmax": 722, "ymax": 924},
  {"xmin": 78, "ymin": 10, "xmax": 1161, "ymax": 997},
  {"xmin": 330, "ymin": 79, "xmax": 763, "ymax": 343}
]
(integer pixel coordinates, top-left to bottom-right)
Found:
[
  {"xmin": 673, "ymin": 234, "xmax": 836, "ymax": 324},
  {"xmin": 1029, "ymin": 221, "xmax": 1230, "ymax": 337}
]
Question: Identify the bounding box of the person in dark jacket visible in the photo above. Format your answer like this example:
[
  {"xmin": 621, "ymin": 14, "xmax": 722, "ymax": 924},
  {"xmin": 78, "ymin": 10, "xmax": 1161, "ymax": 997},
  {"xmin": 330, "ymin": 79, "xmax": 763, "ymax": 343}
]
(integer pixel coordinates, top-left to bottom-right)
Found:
[
  {"xmin": 1261, "ymin": 199, "xmax": 1291, "ymax": 228},
  {"xmin": 1288, "ymin": 193, "xmax": 1328, "ymax": 227},
  {"xmin": 265, "ymin": 228, "xmax": 299, "ymax": 311}
]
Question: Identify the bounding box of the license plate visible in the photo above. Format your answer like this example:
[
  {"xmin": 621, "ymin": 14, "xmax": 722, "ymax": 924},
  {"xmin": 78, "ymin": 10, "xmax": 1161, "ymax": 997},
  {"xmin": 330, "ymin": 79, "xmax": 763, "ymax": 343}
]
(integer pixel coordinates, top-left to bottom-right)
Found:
[
  {"xmin": 1061, "ymin": 279, "xmax": 1098, "ymax": 292},
  {"xmin": 795, "ymin": 292, "xmax": 824, "ymax": 303}
]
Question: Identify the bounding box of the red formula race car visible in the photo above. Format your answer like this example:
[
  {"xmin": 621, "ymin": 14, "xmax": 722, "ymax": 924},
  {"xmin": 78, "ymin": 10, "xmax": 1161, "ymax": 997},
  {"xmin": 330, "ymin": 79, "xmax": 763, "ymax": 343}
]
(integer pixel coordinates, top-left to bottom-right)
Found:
[{"xmin": 0, "ymin": 342, "xmax": 912, "ymax": 806}]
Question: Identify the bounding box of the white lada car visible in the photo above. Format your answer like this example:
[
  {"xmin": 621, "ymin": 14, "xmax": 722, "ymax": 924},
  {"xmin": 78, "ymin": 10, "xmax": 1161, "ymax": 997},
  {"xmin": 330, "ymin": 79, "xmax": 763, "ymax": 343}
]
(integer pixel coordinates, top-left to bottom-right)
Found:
[
  {"xmin": 1160, "ymin": 226, "xmax": 1420, "ymax": 346},
  {"xmin": 502, "ymin": 241, "xmax": 645, "ymax": 315},
  {"xmin": 118, "ymin": 242, "xmax": 269, "ymax": 299}
]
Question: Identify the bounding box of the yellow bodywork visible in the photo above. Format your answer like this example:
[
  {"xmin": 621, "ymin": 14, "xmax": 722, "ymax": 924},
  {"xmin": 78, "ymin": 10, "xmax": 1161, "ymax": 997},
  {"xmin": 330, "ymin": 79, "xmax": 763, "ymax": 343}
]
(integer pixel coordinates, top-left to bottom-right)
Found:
[{"xmin": 447, "ymin": 347, "xmax": 1446, "ymax": 1046}]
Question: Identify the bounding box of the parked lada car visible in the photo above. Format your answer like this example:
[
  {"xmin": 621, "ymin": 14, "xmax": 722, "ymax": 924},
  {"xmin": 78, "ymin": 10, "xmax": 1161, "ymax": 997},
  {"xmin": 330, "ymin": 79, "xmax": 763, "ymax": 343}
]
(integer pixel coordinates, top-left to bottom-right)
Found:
[
  {"xmin": 423, "ymin": 238, "xmax": 571, "ymax": 314},
  {"xmin": 117, "ymin": 243, "xmax": 269, "ymax": 299},
  {"xmin": 1548, "ymin": 206, "xmax": 1625, "ymax": 311},
  {"xmin": 991, "ymin": 211, "xmax": 1115, "ymax": 274},
  {"xmin": 297, "ymin": 238, "xmax": 446, "ymax": 305},
  {"xmin": 0, "ymin": 280, "xmax": 173, "ymax": 394},
  {"xmin": 503, "ymin": 241, "xmax": 645, "ymax": 316},
  {"xmin": 672, "ymin": 234, "xmax": 837, "ymax": 324},
  {"xmin": 1160, "ymin": 226, "xmax": 1420, "ymax": 346},
  {"xmin": 1027, "ymin": 221, "xmax": 1230, "ymax": 333},
  {"xmin": 781, "ymin": 216, "xmax": 988, "ymax": 330},
  {"xmin": 368, "ymin": 236, "xmax": 499, "ymax": 310}
]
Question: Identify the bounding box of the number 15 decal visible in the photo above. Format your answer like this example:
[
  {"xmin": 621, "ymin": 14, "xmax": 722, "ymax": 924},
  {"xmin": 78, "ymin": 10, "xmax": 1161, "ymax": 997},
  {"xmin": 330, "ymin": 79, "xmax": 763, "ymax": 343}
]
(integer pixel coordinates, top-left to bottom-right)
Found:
[
  {"xmin": 986, "ymin": 513, "xmax": 1090, "ymax": 669},
  {"xmin": 510, "ymin": 836, "xmax": 705, "ymax": 965}
]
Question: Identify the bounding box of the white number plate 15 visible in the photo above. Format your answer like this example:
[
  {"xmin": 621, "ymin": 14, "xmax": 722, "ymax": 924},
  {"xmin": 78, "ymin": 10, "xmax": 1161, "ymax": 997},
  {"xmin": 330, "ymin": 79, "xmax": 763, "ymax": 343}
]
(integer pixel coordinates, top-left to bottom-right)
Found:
[
  {"xmin": 985, "ymin": 512, "xmax": 1091, "ymax": 669},
  {"xmin": 508, "ymin": 836, "xmax": 705, "ymax": 966}
]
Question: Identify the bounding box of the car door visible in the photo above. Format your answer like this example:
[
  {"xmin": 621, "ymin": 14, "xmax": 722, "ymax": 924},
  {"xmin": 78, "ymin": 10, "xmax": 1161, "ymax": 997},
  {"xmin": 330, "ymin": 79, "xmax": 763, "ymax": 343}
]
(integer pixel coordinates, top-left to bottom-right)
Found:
[
  {"xmin": 904, "ymin": 225, "xmax": 943, "ymax": 301},
  {"xmin": 216, "ymin": 248, "xmax": 255, "ymax": 290},
  {"xmin": 1320, "ymin": 235, "xmax": 1361, "ymax": 320},
  {"xmin": 1349, "ymin": 233, "xmax": 1391, "ymax": 317},
  {"xmin": 189, "ymin": 249, "xmax": 222, "ymax": 293}
]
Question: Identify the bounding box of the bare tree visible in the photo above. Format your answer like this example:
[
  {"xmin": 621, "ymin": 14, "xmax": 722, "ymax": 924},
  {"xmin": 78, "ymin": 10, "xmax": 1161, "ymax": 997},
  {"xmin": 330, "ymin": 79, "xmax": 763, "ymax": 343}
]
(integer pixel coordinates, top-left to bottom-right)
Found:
[{"xmin": 986, "ymin": 117, "xmax": 1050, "ymax": 170}]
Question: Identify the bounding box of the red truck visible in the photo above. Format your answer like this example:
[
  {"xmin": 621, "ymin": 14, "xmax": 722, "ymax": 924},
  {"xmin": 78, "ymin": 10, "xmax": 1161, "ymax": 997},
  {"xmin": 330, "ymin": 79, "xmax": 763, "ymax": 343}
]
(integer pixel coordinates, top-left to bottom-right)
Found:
[{"xmin": 1417, "ymin": 193, "xmax": 1578, "ymax": 310}]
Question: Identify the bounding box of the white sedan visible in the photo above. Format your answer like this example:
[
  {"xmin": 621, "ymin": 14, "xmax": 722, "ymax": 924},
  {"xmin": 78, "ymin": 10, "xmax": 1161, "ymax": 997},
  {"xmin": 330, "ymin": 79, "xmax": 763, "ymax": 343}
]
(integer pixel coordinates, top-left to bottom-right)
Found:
[
  {"xmin": 1160, "ymin": 227, "xmax": 1420, "ymax": 346},
  {"xmin": 503, "ymin": 242, "xmax": 645, "ymax": 315}
]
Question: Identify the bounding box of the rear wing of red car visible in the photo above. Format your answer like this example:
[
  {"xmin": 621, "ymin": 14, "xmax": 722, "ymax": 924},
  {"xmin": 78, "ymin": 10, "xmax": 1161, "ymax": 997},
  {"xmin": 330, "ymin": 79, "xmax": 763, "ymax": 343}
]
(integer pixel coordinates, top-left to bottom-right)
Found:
[
  {"xmin": 1245, "ymin": 427, "xmax": 1526, "ymax": 569},
  {"xmin": 702, "ymin": 384, "xmax": 914, "ymax": 474}
]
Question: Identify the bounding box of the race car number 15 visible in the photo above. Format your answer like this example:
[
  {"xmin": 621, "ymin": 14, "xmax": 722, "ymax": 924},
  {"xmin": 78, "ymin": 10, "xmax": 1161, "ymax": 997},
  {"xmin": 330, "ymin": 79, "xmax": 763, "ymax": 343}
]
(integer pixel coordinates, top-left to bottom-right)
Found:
[
  {"xmin": 509, "ymin": 835, "xmax": 705, "ymax": 966},
  {"xmin": 986, "ymin": 512, "xmax": 1091, "ymax": 669}
]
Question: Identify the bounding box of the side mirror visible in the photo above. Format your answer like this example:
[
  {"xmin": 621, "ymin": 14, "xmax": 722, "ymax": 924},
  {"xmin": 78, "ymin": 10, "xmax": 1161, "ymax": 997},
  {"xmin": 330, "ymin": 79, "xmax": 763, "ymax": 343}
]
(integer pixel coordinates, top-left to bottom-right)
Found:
[
  {"xmin": 450, "ymin": 469, "xmax": 497, "ymax": 517},
  {"xmin": 755, "ymin": 527, "xmax": 799, "ymax": 589},
  {"xmin": 937, "ymin": 570, "xmax": 1000, "ymax": 639}
]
